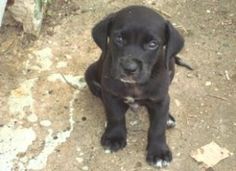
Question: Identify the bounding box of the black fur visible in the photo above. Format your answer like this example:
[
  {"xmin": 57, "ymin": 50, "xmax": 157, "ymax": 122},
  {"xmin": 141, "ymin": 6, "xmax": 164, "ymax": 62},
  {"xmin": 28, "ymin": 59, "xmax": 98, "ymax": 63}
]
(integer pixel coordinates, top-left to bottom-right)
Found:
[{"xmin": 85, "ymin": 5, "xmax": 189, "ymax": 167}]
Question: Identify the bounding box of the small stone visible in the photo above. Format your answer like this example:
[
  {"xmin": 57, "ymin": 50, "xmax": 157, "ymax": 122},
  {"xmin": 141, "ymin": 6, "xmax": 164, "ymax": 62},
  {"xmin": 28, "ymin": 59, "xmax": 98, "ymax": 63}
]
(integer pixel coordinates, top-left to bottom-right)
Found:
[
  {"xmin": 76, "ymin": 157, "xmax": 84, "ymax": 163},
  {"xmin": 174, "ymin": 99, "xmax": 181, "ymax": 107},
  {"xmin": 82, "ymin": 166, "xmax": 89, "ymax": 170},
  {"xmin": 27, "ymin": 114, "xmax": 38, "ymax": 123},
  {"xmin": 225, "ymin": 70, "xmax": 230, "ymax": 80},
  {"xmin": 65, "ymin": 54, "xmax": 72, "ymax": 59},
  {"xmin": 206, "ymin": 9, "xmax": 211, "ymax": 13},
  {"xmin": 40, "ymin": 120, "xmax": 52, "ymax": 127},
  {"xmin": 77, "ymin": 147, "xmax": 81, "ymax": 152},
  {"xmin": 187, "ymin": 74, "xmax": 193, "ymax": 78},
  {"xmin": 48, "ymin": 90, "xmax": 53, "ymax": 94},
  {"xmin": 205, "ymin": 81, "xmax": 212, "ymax": 86}
]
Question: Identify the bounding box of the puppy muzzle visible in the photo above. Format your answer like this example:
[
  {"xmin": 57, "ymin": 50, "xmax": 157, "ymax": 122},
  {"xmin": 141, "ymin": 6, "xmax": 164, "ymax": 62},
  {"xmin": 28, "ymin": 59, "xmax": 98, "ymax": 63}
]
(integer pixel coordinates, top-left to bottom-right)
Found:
[{"xmin": 119, "ymin": 58, "xmax": 142, "ymax": 84}]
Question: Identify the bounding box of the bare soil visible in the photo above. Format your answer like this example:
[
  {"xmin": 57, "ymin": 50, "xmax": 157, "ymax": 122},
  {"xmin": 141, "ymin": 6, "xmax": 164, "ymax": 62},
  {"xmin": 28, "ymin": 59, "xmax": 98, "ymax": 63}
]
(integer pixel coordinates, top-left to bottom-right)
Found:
[{"xmin": 0, "ymin": 0, "xmax": 235, "ymax": 171}]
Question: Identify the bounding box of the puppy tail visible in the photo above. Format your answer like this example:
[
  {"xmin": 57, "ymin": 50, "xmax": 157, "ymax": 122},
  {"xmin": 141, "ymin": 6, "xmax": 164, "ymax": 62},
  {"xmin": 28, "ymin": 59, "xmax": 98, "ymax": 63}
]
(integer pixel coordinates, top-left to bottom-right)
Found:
[{"xmin": 175, "ymin": 56, "xmax": 193, "ymax": 70}]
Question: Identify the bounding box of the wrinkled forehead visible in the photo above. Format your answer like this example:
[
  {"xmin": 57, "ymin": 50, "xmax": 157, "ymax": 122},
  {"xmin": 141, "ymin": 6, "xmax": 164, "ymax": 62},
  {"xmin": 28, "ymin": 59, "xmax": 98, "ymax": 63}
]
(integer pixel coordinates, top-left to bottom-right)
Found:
[{"xmin": 111, "ymin": 6, "xmax": 166, "ymax": 39}]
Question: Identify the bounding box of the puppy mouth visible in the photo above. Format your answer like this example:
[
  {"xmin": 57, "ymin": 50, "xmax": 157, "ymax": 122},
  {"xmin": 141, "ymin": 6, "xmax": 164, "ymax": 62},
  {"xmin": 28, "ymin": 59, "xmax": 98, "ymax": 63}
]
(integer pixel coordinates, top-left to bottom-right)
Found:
[{"xmin": 120, "ymin": 77, "xmax": 137, "ymax": 84}]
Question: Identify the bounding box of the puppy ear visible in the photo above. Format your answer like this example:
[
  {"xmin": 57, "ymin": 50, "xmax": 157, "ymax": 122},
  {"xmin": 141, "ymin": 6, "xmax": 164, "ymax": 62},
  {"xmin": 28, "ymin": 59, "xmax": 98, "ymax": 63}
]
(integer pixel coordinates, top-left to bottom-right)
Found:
[
  {"xmin": 165, "ymin": 21, "xmax": 184, "ymax": 69},
  {"xmin": 92, "ymin": 14, "xmax": 115, "ymax": 51}
]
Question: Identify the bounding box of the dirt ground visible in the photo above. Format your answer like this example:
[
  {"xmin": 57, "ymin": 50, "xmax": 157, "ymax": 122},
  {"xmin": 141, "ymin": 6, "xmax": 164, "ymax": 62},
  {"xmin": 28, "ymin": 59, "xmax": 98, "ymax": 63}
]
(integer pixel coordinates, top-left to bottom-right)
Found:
[{"xmin": 0, "ymin": 0, "xmax": 236, "ymax": 171}]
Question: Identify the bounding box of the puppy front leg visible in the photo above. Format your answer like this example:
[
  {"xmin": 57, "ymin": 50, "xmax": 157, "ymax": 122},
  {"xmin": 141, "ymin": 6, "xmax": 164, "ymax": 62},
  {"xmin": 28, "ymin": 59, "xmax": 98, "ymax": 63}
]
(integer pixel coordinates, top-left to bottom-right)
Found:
[
  {"xmin": 101, "ymin": 91, "xmax": 129, "ymax": 152},
  {"xmin": 145, "ymin": 95, "xmax": 172, "ymax": 168}
]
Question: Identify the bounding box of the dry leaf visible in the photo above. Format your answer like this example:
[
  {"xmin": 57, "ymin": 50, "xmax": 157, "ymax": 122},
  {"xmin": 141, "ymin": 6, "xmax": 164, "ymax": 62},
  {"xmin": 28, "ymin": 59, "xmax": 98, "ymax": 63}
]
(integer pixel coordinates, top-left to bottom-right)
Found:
[{"xmin": 190, "ymin": 141, "xmax": 232, "ymax": 168}]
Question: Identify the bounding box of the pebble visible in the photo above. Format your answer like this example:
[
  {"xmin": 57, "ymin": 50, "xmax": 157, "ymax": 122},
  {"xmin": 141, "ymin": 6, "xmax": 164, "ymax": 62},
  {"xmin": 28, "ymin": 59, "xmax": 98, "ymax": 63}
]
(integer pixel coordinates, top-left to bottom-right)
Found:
[
  {"xmin": 27, "ymin": 114, "xmax": 38, "ymax": 123},
  {"xmin": 205, "ymin": 81, "xmax": 212, "ymax": 86},
  {"xmin": 82, "ymin": 166, "xmax": 89, "ymax": 170},
  {"xmin": 225, "ymin": 70, "xmax": 230, "ymax": 80},
  {"xmin": 174, "ymin": 99, "xmax": 181, "ymax": 107},
  {"xmin": 187, "ymin": 74, "xmax": 193, "ymax": 78},
  {"xmin": 206, "ymin": 9, "xmax": 211, "ymax": 13},
  {"xmin": 65, "ymin": 54, "xmax": 72, "ymax": 59},
  {"xmin": 77, "ymin": 147, "xmax": 81, "ymax": 152},
  {"xmin": 40, "ymin": 120, "xmax": 52, "ymax": 127},
  {"xmin": 176, "ymin": 153, "xmax": 181, "ymax": 157},
  {"xmin": 76, "ymin": 157, "xmax": 84, "ymax": 163}
]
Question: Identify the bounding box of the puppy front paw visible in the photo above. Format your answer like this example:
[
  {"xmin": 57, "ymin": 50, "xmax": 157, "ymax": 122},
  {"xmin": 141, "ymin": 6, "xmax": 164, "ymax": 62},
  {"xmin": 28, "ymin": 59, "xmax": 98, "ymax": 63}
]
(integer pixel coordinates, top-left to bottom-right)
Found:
[
  {"xmin": 101, "ymin": 128, "xmax": 127, "ymax": 152},
  {"xmin": 146, "ymin": 143, "xmax": 172, "ymax": 168}
]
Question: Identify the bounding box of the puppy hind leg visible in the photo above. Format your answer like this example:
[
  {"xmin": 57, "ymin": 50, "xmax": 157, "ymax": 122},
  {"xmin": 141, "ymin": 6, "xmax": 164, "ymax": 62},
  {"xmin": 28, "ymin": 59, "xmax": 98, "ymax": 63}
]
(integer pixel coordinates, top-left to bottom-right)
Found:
[{"xmin": 85, "ymin": 62, "xmax": 101, "ymax": 97}]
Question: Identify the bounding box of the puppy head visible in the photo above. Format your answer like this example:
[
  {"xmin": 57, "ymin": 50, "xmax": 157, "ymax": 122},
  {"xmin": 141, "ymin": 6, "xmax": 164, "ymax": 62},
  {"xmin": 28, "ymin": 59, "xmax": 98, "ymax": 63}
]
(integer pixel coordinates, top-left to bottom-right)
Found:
[{"xmin": 92, "ymin": 6, "xmax": 184, "ymax": 84}]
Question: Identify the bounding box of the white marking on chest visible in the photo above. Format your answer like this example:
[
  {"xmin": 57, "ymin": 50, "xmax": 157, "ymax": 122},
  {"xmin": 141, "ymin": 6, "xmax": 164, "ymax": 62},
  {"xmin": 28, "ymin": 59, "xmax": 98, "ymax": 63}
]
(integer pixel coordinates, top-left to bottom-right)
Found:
[
  {"xmin": 124, "ymin": 96, "xmax": 135, "ymax": 104},
  {"xmin": 124, "ymin": 96, "xmax": 140, "ymax": 112}
]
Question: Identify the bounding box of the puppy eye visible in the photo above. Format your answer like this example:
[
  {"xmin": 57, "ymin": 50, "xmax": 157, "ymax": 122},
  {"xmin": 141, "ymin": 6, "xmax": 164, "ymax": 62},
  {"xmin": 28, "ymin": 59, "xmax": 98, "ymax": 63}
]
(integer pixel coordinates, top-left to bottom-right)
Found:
[{"xmin": 145, "ymin": 40, "xmax": 159, "ymax": 50}]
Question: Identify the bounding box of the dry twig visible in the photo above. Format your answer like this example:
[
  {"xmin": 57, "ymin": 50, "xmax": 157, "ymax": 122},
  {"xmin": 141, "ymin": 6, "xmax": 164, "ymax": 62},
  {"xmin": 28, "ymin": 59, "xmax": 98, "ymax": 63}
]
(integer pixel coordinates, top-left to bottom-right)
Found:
[
  {"xmin": 207, "ymin": 94, "xmax": 228, "ymax": 101},
  {"xmin": 60, "ymin": 73, "xmax": 78, "ymax": 90}
]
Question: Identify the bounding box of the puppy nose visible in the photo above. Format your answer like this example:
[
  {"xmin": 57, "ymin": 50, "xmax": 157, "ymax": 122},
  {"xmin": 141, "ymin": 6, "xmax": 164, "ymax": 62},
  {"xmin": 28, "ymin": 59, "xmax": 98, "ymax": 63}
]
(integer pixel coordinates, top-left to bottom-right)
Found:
[{"xmin": 121, "ymin": 60, "xmax": 138, "ymax": 73}]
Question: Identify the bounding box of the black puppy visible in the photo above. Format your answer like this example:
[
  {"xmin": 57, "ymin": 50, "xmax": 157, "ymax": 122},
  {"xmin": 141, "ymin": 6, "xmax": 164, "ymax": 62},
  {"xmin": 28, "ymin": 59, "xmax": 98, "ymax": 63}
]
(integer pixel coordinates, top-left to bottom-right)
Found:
[{"xmin": 85, "ymin": 5, "xmax": 190, "ymax": 168}]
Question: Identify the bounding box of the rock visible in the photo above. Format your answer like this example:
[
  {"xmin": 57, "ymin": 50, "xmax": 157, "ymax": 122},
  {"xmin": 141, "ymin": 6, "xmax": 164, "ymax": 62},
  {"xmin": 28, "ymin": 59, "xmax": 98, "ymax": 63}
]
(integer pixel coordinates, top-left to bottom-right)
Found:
[
  {"xmin": 82, "ymin": 166, "xmax": 89, "ymax": 170},
  {"xmin": 7, "ymin": 0, "xmax": 49, "ymax": 36},
  {"xmin": 39, "ymin": 120, "xmax": 52, "ymax": 127},
  {"xmin": 205, "ymin": 81, "xmax": 212, "ymax": 86},
  {"xmin": 174, "ymin": 99, "xmax": 181, "ymax": 107},
  {"xmin": 0, "ymin": 0, "xmax": 7, "ymax": 26},
  {"xmin": 76, "ymin": 157, "xmax": 84, "ymax": 163}
]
